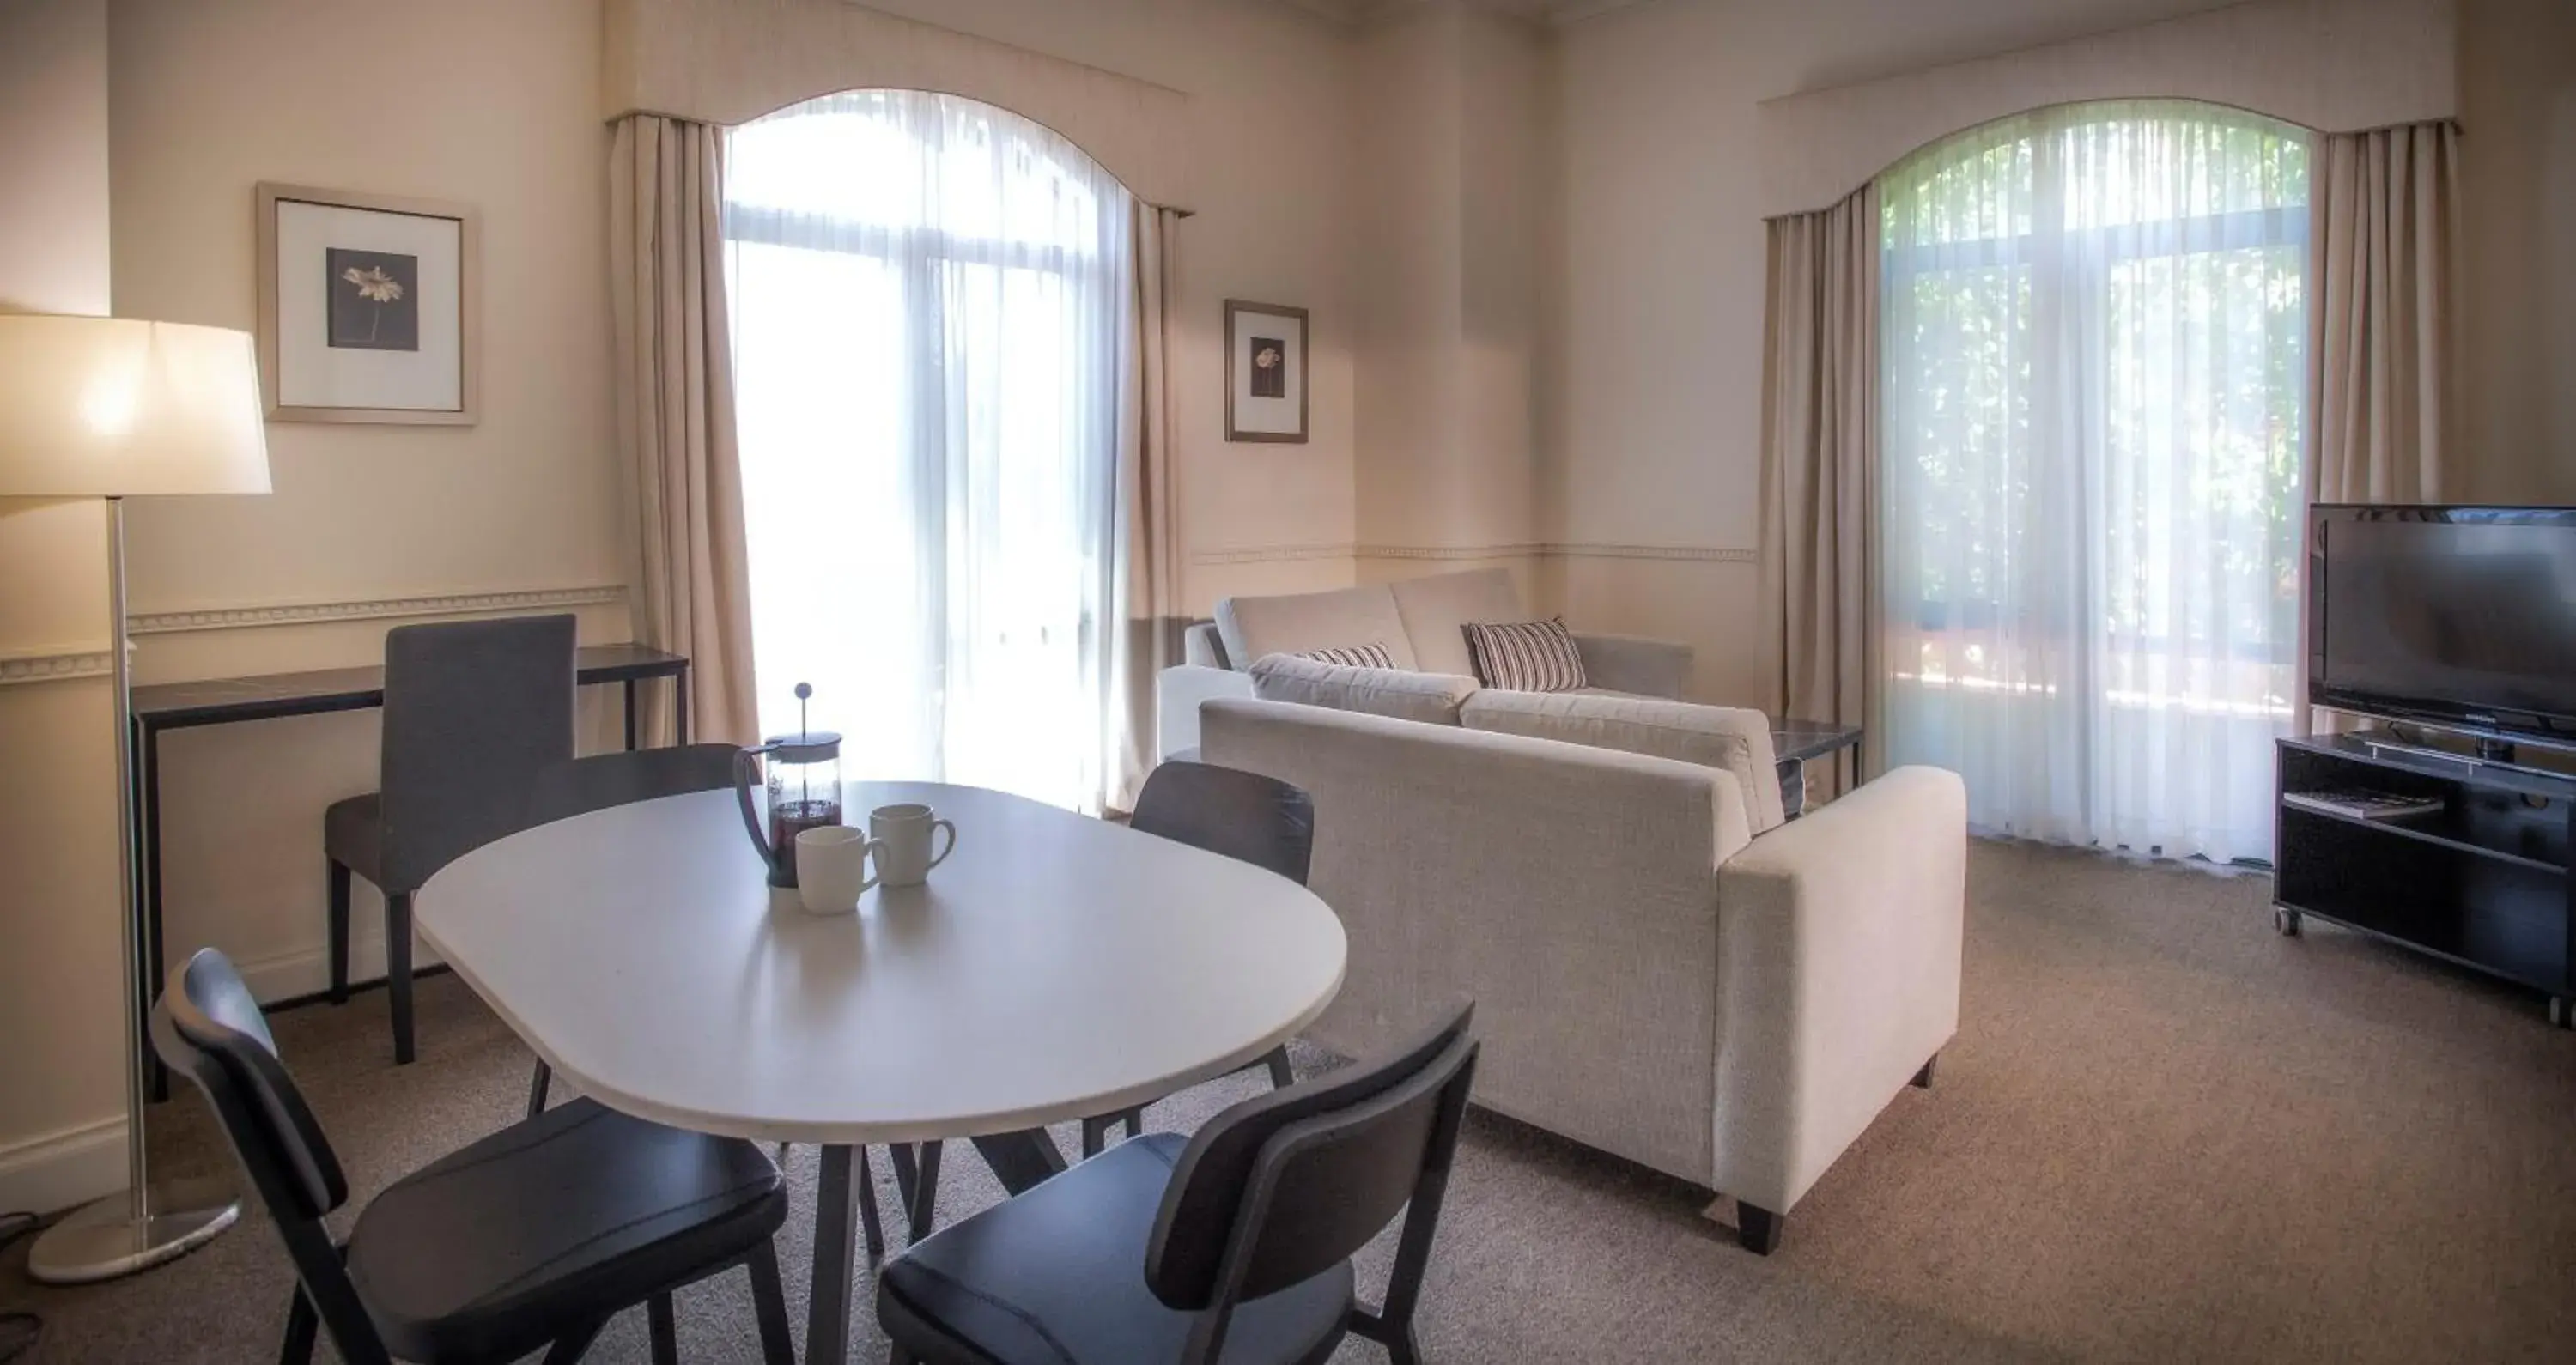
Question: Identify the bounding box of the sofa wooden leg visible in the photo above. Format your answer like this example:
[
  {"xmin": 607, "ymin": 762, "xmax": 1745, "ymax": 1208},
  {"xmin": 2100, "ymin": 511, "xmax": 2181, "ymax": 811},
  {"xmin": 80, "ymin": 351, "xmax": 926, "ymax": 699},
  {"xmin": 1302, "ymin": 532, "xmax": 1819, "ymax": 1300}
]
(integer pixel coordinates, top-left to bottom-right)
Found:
[
  {"xmin": 1735, "ymin": 1202, "xmax": 1783, "ymax": 1255},
  {"xmin": 1911, "ymin": 1053, "xmax": 1938, "ymax": 1089}
]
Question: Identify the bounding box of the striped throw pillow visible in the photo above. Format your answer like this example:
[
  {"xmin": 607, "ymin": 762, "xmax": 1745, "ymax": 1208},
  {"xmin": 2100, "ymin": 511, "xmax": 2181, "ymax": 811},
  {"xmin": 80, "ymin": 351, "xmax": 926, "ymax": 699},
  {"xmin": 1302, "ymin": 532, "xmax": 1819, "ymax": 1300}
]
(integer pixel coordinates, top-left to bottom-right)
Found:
[
  {"xmin": 1461, "ymin": 618, "xmax": 1588, "ymax": 693},
  {"xmin": 1293, "ymin": 641, "xmax": 1398, "ymax": 670}
]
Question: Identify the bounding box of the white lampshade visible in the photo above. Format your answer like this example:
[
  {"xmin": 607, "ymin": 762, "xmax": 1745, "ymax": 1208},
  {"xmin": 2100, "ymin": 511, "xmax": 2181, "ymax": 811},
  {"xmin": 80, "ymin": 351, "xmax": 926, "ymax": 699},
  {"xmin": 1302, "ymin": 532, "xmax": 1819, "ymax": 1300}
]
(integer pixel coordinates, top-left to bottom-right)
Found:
[{"xmin": 0, "ymin": 314, "xmax": 270, "ymax": 497}]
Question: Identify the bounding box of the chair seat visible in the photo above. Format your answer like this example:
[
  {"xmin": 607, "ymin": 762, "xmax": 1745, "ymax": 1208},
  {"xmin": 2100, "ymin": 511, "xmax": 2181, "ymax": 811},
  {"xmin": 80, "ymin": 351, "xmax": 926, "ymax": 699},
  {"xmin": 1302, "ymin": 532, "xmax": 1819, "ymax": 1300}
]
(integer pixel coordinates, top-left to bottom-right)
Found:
[
  {"xmin": 878, "ymin": 1134, "xmax": 1353, "ymax": 1365},
  {"xmin": 324, "ymin": 792, "xmax": 384, "ymax": 883},
  {"xmin": 345, "ymin": 1098, "xmax": 786, "ymax": 1363}
]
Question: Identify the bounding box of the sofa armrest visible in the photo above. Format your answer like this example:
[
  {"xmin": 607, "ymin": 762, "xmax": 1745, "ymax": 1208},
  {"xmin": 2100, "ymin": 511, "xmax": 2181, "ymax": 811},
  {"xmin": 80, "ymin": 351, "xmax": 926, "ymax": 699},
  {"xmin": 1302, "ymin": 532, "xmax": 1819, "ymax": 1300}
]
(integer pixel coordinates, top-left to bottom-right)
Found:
[
  {"xmin": 1157, "ymin": 664, "xmax": 1255, "ymax": 759},
  {"xmin": 1710, "ymin": 766, "xmax": 1966, "ymax": 1214},
  {"xmin": 1572, "ymin": 632, "xmax": 1692, "ymax": 700},
  {"xmin": 1183, "ymin": 622, "xmax": 1230, "ymax": 669}
]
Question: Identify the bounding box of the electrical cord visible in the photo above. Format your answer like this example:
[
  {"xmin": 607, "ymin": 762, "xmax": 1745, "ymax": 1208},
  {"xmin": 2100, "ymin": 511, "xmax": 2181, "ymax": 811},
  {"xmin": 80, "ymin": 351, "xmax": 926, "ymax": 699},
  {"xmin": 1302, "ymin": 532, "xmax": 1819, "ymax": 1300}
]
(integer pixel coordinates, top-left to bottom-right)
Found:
[{"xmin": 0, "ymin": 1210, "xmax": 38, "ymax": 1364}]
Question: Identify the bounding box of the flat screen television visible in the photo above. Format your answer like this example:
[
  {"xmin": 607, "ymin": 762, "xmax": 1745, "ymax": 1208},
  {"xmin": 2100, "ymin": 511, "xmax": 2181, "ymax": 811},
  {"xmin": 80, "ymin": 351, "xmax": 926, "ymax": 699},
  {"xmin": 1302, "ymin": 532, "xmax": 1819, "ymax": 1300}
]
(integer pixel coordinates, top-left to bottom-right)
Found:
[{"xmin": 2309, "ymin": 505, "xmax": 2576, "ymax": 745}]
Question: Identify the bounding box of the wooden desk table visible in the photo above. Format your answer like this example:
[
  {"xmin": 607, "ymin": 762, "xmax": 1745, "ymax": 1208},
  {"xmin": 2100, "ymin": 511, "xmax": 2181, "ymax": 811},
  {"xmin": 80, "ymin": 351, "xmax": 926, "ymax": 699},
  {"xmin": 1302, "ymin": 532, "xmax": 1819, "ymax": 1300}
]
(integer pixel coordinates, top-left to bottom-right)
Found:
[{"xmin": 130, "ymin": 643, "xmax": 690, "ymax": 1098}]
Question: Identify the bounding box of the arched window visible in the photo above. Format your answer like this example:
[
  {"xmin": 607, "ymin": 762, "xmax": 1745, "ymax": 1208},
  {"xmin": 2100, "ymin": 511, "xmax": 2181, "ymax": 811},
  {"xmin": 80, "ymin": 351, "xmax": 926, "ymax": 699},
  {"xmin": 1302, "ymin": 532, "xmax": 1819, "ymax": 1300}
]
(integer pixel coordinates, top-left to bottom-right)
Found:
[
  {"xmin": 1878, "ymin": 100, "xmax": 2311, "ymax": 862},
  {"xmin": 723, "ymin": 90, "xmax": 1133, "ymax": 811}
]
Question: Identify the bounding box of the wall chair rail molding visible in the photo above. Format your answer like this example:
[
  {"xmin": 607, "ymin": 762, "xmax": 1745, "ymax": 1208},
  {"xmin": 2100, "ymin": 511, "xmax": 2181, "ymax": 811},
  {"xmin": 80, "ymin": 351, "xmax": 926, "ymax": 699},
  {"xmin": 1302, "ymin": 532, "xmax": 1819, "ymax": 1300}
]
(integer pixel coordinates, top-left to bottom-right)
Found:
[
  {"xmin": 1193, "ymin": 542, "xmax": 1757, "ymax": 566},
  {"xmin": 1192, "ymin": 542, "xmax": 1357, "ymax": 567},
  {"xmin": 0, "ymin": 586, "xmax": 629, "ymax": 686},
  {"xmin": 1358, "ymin": 542, "xmax": 1754, "ymax": 563},
  {"xmin": 0, "ymin": 644, "xmax": 117, "ymax": 687},
  {"xmin": 125, "ymin": 583, "xmax": 628, "ymax": 636}
]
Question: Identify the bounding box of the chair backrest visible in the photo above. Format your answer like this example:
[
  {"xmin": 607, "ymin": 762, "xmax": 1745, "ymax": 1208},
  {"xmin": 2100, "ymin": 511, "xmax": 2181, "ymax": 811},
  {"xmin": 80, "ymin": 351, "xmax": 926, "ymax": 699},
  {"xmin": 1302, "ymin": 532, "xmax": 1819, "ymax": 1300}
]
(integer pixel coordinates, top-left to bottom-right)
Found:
[
  {"xmin": 379, "ymin": 614, "xmax": 577, "ymax": 890},
  {"xmin": 1129, "ymin": 760, "xmax": 1315, "ymax": 886},
  {"xmin": 152, "ymin": 949, "xmax": 399, "ymax": 1362},
  {"xmin": 1145, "ymin": 1002, "xmax": 1478, "ymax": 1345},
  {"xmin": 153, "ymin": 949, "xmax": 346, "ymax": 1222},
  {"xmin": 526, "ymin": 743, "xmax": 741, "ymax": 826}
]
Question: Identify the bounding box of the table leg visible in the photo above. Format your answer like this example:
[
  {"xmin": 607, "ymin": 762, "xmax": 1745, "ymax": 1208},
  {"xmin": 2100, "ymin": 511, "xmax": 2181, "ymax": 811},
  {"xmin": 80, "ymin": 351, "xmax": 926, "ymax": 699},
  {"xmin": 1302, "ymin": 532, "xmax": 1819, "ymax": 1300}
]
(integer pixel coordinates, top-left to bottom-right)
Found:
[
  {"xmin": 673, "ymin": 669, "xmax": 690, "ymax": 747},
  {"xmin": 887, "ymin": 1142, "xmax": 943, "ymax": 1244},
  {"xmin": 137, "ymin": 716, "xmax": 169, "ymax": 1103},
  {"xmin": 970, "ymin": 1129, "xmax": 1067, "ymax": 1197},
  {"xmin": 807, "ymin": 1144, "xmax": 860, "ymax": 1365},
  {"xmin": 622, "ymin": 678, "xmax": 638, "ymax": 752},
  {"xmin": 1779, "ymin": 756, "xmax": 1807, "ymax": 821}
]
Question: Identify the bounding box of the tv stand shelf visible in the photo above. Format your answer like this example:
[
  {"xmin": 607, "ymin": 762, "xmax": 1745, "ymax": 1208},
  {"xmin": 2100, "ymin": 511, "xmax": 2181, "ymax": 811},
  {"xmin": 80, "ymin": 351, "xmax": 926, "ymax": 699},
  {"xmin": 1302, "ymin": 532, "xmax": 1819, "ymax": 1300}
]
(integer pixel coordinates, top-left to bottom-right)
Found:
[{"xmin": 2275, "ymin": 736, "xmax": 2574, "ymax": 1028}]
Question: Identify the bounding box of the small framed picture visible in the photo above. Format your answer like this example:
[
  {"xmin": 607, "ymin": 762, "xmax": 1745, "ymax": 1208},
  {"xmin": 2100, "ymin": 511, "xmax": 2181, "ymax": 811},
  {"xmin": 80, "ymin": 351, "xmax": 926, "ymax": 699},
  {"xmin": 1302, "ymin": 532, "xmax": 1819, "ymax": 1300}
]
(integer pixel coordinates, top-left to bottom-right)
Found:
[
  {"xmin": 257, "ymin": 183, "xmax": 479, "ymax": 424},
  {"xmin": 1224, "ymin": 300, "xmax": 1308, "ymax": 443}
]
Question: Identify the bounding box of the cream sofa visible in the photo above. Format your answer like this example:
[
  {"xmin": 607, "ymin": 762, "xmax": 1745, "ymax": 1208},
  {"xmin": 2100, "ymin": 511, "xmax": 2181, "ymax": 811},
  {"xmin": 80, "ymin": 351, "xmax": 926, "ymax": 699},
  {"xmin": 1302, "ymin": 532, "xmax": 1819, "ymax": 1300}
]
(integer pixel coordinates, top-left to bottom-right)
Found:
[
  {"xmin": 1161, "ymin": 570, "xmax": 1966, "ymax": 1253},
  {"xmin": 1156, "ymin": 567, "xmax": 1696, "ymax": 757}
]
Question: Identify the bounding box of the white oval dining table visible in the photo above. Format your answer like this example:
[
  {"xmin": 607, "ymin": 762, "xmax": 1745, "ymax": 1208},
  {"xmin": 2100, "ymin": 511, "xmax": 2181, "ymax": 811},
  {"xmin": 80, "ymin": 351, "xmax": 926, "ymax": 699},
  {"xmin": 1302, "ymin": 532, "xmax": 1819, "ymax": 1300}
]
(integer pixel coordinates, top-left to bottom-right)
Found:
[{"xmin": 417, "ymin": 780, "xmax": 1347, "ymax": 1365}]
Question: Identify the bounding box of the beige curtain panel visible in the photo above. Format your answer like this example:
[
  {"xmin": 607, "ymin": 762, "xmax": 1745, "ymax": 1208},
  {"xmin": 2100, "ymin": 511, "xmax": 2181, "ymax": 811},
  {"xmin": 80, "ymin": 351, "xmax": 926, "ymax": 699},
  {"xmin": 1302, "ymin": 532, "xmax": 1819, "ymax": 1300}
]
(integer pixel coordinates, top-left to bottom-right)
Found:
[
  {"xmin": 2311, "ymin": 118, "xmax": 2459, "ymax": 506},
  {"xmin": 1109, "ymin": 203, "xmax": 1185, "ymax": 812},
  {"xmin": 609, "ymin": 113, "xmax": 762, "ymax": 747},
  {"xmin": 1759, "ymin": 185, "xmax": 1883, "ymax": 796},
  {"xmin": 2299, "ymin": 118, "xmax": 2459, "ymax": 736}
]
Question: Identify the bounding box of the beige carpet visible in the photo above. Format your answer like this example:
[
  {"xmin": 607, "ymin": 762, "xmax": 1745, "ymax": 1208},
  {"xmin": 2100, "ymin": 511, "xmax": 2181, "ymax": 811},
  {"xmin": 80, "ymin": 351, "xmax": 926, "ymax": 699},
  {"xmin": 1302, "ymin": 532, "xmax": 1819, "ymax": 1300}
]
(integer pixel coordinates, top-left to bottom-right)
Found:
[{"xmin": 7, "ymin": 839, "xmax": 2574, "ymax": 1362}]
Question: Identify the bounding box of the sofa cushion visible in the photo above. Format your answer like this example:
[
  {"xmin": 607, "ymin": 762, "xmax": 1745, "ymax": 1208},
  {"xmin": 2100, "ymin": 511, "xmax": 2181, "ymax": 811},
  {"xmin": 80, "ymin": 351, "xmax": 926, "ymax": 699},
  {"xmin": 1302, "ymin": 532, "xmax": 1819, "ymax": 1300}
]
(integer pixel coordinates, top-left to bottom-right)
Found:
[
  {"xmin": 1459, "ymin": 689, "xmax": 1787, "ymax": 834},
  {"xmin": 1461, "ymin": 619, "xmax": 1589, "ymax": 694},
  {"xmin": 1217, "ymin": 583, "xmax": 1419, "ymax": 673},
  {"xmin": 1387, "ymin": 568, "xmax": 1526, "ymax": 676},
  {"xmin": 1292, "ymin": 641, "xmax": 1397, "ymax": 669},
  {"xmin": 1247, "ymin": 653, "xmax": 1477, "ymax": 726}
]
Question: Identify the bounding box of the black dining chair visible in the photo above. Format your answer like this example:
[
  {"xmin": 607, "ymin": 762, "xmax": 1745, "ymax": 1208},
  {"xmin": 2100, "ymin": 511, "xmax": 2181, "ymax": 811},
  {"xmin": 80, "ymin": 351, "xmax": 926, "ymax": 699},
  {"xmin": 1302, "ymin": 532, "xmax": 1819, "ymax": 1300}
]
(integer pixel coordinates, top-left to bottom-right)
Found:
[
  {"xmin": 876, "ymin": 1003, "xmax": 1478, "ymax": 1365},
  {"xmin": 1083, "ymin": 760, "xmax": 1314, "ymax": 1156},
  {"xmin": 517, "ymin": 743, "xmax": 745, "ymax": 1118},
  {"xmin": 154, "ymin": 948, "xmax": 796, "ymax": 1365},
  {"xmin": 325, "ymin": 615, "xmax": 577, "ymax": 1064},
  {"xmin": 884, "ymin": 761, "xmax": 1316, "ymax": 1250},
  {"xmin": 524, "ymin": 743, "xmax": 744, "ymax": 828}
]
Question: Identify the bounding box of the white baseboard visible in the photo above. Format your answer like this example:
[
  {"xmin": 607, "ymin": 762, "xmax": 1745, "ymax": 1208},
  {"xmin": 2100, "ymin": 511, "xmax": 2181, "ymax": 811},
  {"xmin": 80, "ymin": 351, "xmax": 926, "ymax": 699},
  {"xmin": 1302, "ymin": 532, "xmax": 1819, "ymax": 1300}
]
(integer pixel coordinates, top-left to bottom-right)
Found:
[
  {"xmin": 232, "ymin": 933, "xmax": 444, "ymax": 1006},
  {"xmin": 0, "ymin": 941, "xmax": 448, "ymax": 1216},
  {"xmin": 0, "ymin": 1115, "xmax": 125, "ymax": 1216}
]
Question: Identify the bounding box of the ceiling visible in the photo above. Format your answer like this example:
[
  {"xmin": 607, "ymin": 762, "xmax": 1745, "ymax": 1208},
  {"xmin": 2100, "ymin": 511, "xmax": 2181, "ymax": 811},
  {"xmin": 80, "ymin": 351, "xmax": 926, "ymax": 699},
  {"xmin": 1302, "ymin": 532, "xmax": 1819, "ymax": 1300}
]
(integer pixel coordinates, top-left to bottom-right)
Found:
[{"xmin": 1273, "ymin": 0, "xmax": 1649, "ymax": 27}]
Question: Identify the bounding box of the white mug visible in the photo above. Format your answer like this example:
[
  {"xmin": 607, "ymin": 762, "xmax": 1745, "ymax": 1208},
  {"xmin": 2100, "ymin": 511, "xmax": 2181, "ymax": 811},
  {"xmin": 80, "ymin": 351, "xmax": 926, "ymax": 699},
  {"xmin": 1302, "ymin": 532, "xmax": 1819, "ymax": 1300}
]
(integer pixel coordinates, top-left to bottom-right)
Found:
[
  {"xmin": 870, "ymin": 803, "xmax": 957, "ymax": 887},
  {"xmin": 794, "ymin": 826, "xmax": 885, "ymax": 914}
]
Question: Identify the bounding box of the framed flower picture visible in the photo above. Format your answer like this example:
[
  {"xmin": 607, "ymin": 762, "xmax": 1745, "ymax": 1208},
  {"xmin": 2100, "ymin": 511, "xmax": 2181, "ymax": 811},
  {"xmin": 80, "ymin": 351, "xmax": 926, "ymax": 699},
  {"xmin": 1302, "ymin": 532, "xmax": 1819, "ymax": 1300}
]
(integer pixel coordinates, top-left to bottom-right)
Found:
[
  {"xmin": 1224, "ymin": 300, "xmax": 1308, "ymax": 443},
  {"xmin": 256, "ymin": 183, "xmax": 479, "ymax": 424}
]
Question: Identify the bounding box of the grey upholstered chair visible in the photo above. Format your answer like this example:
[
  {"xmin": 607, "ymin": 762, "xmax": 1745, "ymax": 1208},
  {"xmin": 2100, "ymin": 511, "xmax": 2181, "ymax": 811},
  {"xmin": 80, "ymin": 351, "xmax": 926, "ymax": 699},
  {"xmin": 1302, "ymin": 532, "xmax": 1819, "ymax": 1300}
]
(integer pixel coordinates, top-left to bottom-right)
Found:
[
  {"xmin": 325, "ymin": 615, "xmax": 576, "ymax": 1064},
  {"xmin": 876, "ymin": 1004, "xmax": 1479, "ymax": 1365}
]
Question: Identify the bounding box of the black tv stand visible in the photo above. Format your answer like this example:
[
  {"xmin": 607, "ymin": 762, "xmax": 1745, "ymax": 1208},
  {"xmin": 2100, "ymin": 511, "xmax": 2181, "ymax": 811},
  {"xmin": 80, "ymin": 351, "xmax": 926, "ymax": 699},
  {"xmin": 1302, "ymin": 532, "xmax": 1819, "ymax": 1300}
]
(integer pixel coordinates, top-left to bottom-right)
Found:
[{"xmin": 2275, "ymin": 735, "xmax": 2573, "ymax": 1028}]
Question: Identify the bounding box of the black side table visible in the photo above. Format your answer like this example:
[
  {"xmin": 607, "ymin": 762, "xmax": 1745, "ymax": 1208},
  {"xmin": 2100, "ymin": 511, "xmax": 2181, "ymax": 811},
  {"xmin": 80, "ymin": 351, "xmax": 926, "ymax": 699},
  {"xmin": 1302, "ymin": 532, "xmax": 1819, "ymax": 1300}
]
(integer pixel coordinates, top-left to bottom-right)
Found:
[
  {"xmin": 1772, "ymin": 720, "xmax": 1862, "ymax": 819},
  {"xmin": 131, "ymin": 644, "xmax": 690, "ymax": 1099}
]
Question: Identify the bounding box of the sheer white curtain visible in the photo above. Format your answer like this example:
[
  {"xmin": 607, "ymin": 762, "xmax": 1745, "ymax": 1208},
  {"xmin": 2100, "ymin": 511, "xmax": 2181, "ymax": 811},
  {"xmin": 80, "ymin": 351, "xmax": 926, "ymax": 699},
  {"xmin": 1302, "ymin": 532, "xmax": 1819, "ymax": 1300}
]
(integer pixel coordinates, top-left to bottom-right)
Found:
[
  {"xmin": 1880, "ymin": 101, "xmax": 2310, "ymax": 863},
  {"xmin": 722, "ymin": 91, "xmax": 1134, "ymax": 812}
]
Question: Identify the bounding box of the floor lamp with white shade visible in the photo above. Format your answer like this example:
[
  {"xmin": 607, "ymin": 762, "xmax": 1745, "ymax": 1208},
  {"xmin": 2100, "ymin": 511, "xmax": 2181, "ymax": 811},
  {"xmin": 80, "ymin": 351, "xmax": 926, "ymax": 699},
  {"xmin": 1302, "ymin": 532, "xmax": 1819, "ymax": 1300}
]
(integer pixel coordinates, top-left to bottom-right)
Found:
[{"xmin": 0, "ymin": 315, "xmax": 271, "ymax": 1283}]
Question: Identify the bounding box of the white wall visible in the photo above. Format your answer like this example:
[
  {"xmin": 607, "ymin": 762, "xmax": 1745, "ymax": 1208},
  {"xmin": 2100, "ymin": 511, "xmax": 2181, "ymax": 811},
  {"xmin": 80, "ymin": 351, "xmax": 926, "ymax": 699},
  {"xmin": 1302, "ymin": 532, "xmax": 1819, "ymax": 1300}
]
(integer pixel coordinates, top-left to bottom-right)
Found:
[
  {"xmin": 1348, "ymin": 3, "xmax": 1555, "ymax": 606},
  {"xmin": 2458, "ymin": 0, "xmax": 2576, "ymax": 505},
  {"xmin": 0, "ymin": 0, "xmax": 130, "ymax": 1218}
]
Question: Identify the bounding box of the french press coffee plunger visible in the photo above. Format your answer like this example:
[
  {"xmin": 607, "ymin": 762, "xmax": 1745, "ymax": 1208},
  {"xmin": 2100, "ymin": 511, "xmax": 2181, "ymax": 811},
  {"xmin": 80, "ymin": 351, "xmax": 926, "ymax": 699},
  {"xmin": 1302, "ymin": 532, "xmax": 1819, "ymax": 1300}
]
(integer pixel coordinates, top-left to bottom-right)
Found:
[{"xmin": 732, "ymin": 682, "xmax": 842, "ymax": 889}]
